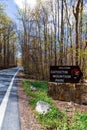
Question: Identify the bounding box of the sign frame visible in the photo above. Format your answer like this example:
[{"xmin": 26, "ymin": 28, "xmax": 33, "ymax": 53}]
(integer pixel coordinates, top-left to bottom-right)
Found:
[{"xmin": 50, "ymin": 66, "xmax": 83, "ymax": 83}]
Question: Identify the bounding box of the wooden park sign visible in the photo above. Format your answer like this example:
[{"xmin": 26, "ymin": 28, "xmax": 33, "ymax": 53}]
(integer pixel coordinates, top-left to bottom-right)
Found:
[{"xmin": 50, "ymin": 66, "xmax": 83, "ymax": 83}]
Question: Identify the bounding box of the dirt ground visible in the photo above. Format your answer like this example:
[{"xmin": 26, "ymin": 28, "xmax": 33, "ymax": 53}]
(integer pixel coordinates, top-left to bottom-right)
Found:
[{"xmin": 18, "ymin": 79, "xmax": 43, "ymax": 130}]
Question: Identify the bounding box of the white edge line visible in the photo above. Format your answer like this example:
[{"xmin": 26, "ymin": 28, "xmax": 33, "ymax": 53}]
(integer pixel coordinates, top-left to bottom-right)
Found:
[{"xmin": 0, "ymin": 69, "xmax": 19, "ymax": 129}]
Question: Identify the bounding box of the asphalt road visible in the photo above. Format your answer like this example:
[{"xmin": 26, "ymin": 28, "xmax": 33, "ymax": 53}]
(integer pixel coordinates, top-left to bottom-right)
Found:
[{"xmin": 0, "ymin": 67, "xmax": 21, "ymax": 130}]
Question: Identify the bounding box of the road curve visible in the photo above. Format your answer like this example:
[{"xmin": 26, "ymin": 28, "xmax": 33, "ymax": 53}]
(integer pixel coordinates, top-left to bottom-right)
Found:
[{"xmin": 0, "ymin": 67, "xmax": 21, "ymax": 130}]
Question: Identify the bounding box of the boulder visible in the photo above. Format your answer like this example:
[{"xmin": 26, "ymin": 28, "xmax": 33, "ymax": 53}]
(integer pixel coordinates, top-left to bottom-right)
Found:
[
  {"xmin": 83, "ymin": 79, "xmax": 87, "ymax": 83},
  {"xmin": 35, "ymin": 101, "xmax": 51, "ymax": 114},
  {"xmin": 30, "ymin": 85, "xmax": 37, "ymax": 91}
]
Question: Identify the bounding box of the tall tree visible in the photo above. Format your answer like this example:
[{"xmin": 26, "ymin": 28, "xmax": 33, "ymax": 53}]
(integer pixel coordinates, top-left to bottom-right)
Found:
[
  {"xmin": 60, "ymin": 0, "xmax": 64, "ymax": 65},
  {"xmin": 73, "ymin": 0, "xmax": 81, "ymax": 65}
]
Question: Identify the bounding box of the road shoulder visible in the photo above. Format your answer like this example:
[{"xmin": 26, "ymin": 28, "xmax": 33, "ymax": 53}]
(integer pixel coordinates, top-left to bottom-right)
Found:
[{"xmin": 18, "ymin": 78, "xmax": 43, "ymax": 130}]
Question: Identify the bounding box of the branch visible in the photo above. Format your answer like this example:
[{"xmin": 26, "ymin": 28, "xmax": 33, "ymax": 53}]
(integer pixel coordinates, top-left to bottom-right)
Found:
[{"xmin": 72, "ymin": 5, "xmax": 76, "ymax": 18}]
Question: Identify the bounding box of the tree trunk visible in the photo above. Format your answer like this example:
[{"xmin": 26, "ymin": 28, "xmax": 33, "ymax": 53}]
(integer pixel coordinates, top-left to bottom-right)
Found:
[{"xmin": 60, "ymin": 0, "xmax": 64, "ymax": 65}]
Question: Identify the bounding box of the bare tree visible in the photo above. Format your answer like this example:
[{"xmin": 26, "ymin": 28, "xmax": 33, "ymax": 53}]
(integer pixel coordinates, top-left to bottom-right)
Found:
[{"xmin": 73, "ymin": 0, "xmax": 81, "ymax": 66}]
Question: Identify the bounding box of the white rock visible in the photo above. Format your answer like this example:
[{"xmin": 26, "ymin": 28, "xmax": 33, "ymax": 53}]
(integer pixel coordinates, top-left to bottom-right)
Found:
[
  {"xmin": 68, "ymin": 101, "xmax": 73, "ymax": 106},
  {"xmin": 85, "ymin": 80, "xmax": 87, "ymax": 83},
  {"xmin": 83, "ymin": 79, "xmax": 87, "ymax": 83},
  {"xmin": 35, "ymin": 101, "xmax": 50, "ymax": 114},
  {"xmin": 30, "ymin": 85, "xmax": 37, "ymax": 91}
]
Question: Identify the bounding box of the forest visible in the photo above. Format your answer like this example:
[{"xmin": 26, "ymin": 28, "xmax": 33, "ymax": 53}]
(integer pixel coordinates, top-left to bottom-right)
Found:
[
  {"xmin": 17, "ymin": 0, "xmax": 87, "ymax": 80},
  {"xmin": 0, "ymin": 2, "xmax": 17, "ymax": 69},
  {"xmin": 0, "ymin": 0, "xmax": 87, "ymax": 80}
]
